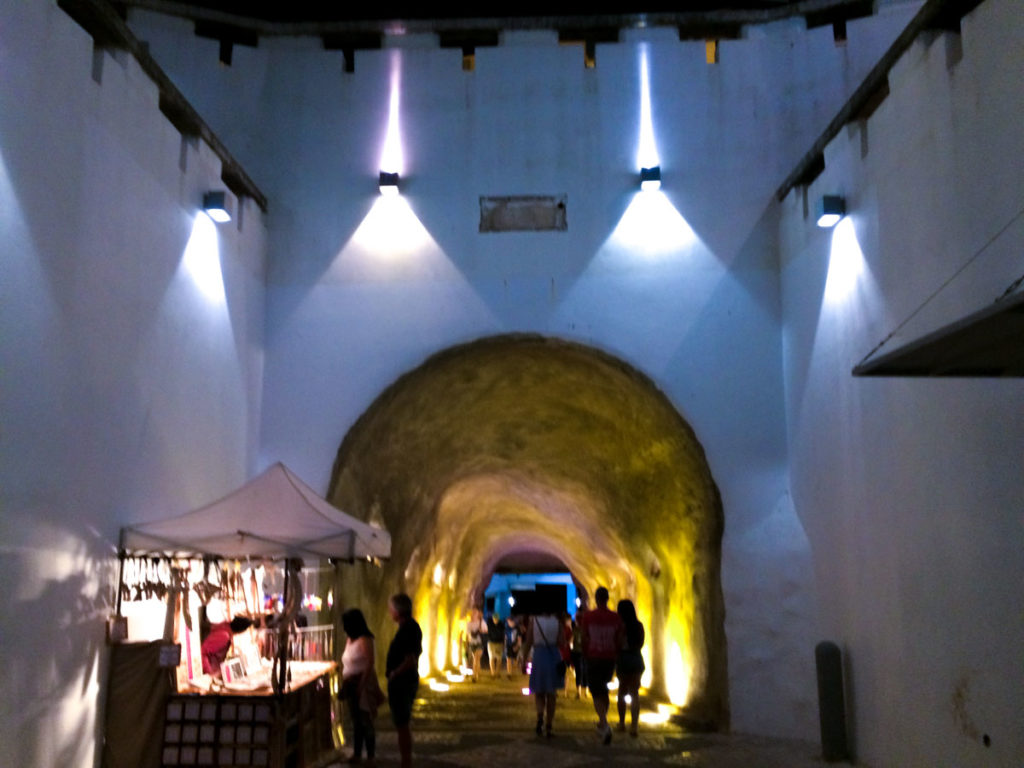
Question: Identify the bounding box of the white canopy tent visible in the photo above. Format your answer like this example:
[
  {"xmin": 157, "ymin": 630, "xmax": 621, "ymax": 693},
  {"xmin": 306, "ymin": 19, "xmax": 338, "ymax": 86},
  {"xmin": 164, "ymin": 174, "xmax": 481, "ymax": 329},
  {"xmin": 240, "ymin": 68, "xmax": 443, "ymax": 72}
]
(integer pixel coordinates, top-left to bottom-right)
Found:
[
  {"xmin": 108, "ymin": 464, "xmax": 385, "ymax": 766},
  {"xmin": 117, "ymin": 462, "xmax": 390, "ymax": 702},
  {"xmin": 121, "ymin": 462, "xmax": 390, "ymax": 561}
]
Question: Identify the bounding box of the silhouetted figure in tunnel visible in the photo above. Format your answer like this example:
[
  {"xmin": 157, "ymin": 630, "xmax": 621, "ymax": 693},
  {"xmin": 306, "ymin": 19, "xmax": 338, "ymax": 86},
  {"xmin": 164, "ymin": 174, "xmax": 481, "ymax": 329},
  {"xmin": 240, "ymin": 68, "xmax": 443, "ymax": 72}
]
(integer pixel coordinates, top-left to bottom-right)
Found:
[
  {"xmin": 524, "ymin": 605, "xmax": 569, "ymax": 737},
  {"xmin": 580, "ymin": 586, "xmax": 624, "ymax": 745},
  {"xmin": 465, "ymin": 608, "xmax": 486, "ymax": 681},
  {"xmin": 340, "ymin": 608, "xmax": 382, "ymax": 765},
  {"xmin": 615, "ymin": 599, "xmax": 645, "ymax": 737},
  {"xmin": 385, "ymin": 593, "xmax": 422, "ymax": 768},
  {"xmin": 504, "ymin": 615, "xmax": 521, "ymax": 678},
  {"xmin": 486, "ymin": 612, "xmax": 505, "ymax": 677}
]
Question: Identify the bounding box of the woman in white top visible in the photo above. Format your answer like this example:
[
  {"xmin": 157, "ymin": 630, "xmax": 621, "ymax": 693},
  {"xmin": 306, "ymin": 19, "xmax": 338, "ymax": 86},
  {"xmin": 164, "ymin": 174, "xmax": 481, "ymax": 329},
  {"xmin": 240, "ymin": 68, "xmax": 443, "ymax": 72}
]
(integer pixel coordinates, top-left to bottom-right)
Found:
[
  {"xmin": 523, "ymin": 608, "xmax": 569, "ymax": 738},
  {"xmin": 341, "ymin": 608, "xmax": 383, "ymax": 765},
  {"xmin": 464, "ymin": 608, "xmax": 487, "ymax": 681}
]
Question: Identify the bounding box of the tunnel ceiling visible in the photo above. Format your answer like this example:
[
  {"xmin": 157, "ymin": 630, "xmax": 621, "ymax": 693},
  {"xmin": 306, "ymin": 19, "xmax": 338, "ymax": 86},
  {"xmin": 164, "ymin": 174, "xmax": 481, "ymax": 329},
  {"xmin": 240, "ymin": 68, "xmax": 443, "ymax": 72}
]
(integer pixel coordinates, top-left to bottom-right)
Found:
[
  {"xmin": 493, "ymin": 551, "xmax": 569, "ymax": 573},
  {"xmin": 328, "ymin": 334, "xmax": 728, "ymax": 726}
]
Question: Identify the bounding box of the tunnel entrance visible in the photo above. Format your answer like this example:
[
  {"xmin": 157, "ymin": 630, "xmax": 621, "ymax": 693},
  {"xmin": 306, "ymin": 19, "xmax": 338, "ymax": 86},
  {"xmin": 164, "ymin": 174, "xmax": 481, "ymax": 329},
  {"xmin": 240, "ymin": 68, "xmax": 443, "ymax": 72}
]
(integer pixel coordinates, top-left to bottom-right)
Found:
[
  {"xmin": 327, "ymin": 334, "xmax": 728, "ymax": 728},
  {"xmin": 485, "ymin": 569, "xmax": 579, "ymax": 619}
]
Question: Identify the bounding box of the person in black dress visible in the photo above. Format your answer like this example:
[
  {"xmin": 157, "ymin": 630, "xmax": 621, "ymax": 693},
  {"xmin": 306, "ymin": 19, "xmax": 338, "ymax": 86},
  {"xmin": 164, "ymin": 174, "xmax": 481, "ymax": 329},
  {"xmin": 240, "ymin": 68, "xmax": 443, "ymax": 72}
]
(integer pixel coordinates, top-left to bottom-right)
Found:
[
  {"xmin": 615, "ymin": 599, "xmax": 645, "ymax": 737},
  {"xmin": 385, "ymin": 593, "xmax": 422, "ymax": 768}
]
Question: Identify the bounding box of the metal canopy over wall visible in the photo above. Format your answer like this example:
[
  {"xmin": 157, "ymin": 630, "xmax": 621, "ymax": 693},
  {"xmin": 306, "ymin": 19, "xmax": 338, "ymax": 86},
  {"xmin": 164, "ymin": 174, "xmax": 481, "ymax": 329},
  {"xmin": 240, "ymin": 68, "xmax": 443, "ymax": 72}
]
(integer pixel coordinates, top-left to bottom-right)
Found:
[{"xmin": 853, "ymin": 290, "xmax": 1024, "ymax": 377}]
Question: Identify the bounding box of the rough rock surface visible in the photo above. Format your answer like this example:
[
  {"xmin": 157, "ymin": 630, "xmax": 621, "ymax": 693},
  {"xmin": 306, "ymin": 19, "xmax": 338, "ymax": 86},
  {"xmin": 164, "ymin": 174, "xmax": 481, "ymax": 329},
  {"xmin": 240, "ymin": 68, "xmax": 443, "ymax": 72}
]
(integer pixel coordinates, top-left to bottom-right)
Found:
[{"xmin": 328, "ymin": 334, "xmax": 728, "ymax": 726}]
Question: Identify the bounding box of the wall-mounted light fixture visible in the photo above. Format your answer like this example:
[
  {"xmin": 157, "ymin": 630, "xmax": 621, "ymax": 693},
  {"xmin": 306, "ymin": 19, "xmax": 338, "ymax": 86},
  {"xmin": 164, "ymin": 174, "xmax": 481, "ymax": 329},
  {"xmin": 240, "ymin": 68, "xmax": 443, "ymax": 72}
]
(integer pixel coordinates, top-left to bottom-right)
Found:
[
  {"xmin": 202, "ymin": 190, "xmax": 232, "ymax": 223},
  {"xmin": 379, "ymin": 171, "xmax": 400, "ymax": 196},
  {"xmin": 640, "ymin": 166, "xmax": 661, "ymax": 192},
  {"xmin": 816, "ymin": 195, "xmax": 845, "ymax": 228}
]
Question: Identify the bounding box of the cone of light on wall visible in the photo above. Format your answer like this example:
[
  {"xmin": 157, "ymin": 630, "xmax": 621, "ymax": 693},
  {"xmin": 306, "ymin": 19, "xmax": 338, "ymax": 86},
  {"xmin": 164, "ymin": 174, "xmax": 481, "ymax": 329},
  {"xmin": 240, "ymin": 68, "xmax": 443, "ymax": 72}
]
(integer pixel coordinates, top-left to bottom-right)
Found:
[
  {"xmin": 379, "ymin": 171, "xmax": 400, "ymax": 196},
  {"xmin": 640, "ymin": 166, "xmax": 661, "ymax": 192},
  {"xmin": 202, "ymin": 190, "xmax": 232, "ymax": 223},
  {"xmin": 816, "ymin": 195, "xmax": 845, "ymax": 228}
]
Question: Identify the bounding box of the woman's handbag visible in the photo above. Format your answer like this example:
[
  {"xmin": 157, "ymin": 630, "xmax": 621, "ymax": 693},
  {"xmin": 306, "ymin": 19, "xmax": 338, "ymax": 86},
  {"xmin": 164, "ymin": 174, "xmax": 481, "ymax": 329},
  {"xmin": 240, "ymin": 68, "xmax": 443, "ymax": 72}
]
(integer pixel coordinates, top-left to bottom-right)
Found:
[
  {"xmin": 536, "ymin": 617, "xmax": 568, "ymax": 677},
  {"xmin": 359, "ymin": 674, "xmax": 387, "ymax": 715}
]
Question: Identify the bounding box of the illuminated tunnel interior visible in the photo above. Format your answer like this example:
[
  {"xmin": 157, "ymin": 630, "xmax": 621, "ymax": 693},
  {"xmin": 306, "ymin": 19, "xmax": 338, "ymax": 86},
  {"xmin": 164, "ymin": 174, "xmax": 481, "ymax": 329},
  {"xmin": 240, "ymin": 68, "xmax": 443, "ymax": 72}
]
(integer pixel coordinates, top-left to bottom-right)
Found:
[{"xmin": 327, "ymin": 334, "xmax": 728, "ymax": 727}]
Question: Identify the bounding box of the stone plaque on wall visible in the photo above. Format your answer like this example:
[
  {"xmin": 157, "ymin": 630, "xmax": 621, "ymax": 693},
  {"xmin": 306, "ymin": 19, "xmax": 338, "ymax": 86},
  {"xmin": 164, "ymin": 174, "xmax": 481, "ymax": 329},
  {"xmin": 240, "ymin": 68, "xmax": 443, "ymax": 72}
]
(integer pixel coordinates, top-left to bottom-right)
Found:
[{"xmin": 479, "ymin": 195, "xmax": 567, "ymax": 232}]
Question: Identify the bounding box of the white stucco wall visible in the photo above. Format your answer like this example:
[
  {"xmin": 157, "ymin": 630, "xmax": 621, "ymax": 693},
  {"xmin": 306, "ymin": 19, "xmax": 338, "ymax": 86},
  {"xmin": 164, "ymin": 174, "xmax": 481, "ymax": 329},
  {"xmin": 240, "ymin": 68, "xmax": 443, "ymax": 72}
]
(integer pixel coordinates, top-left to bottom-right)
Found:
[
  {"xmin": 0, "ymin": 3, "xmax": 266, "ymax": 766},
  {"xmin": 780, "ymin": 0, "xmax": 1024, "ymax": 764},
  {"xmin": 12, "ymin": 0, "xmax": 1007, "ymax": 763},
  {"xmin": 125, "ymin": 5, "xmax": 919, "ymax": 741}
]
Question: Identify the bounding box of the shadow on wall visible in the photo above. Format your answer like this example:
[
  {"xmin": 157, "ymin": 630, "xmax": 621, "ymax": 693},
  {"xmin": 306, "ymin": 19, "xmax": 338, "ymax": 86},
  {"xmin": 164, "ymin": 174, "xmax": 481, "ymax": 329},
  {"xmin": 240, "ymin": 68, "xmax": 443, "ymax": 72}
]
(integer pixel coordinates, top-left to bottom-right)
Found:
[
  {"xmin": 326, "ymin": 333, "xmax": 729, "ymax": 729},
  {"xmin": 0, "ymin": 520, "xmax": 114, "ymax": 768}
]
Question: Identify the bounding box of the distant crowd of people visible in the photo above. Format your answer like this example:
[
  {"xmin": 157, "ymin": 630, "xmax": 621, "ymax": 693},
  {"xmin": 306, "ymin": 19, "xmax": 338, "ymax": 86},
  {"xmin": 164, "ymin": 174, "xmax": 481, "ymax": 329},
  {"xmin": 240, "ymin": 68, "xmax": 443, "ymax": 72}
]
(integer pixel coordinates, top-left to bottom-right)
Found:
[{"xmin": 336, "ymin": 584, "xmax": 645, "ymax": 766}]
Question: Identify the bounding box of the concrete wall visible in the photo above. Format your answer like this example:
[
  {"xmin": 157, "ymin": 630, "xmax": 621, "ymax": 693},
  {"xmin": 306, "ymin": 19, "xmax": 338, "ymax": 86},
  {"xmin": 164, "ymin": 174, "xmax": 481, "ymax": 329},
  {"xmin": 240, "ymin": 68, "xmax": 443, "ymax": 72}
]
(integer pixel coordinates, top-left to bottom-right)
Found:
[
  {"xmin": 779, "ymin": 0, "xmax": 1024, "ymax": 763},
  {"xmin": 125, "ymin": 3, "xmax": 917, "ymax": 741},
  {"xmin": 0, "ymin": 2, "xmax": 266, "ymax": 765}
]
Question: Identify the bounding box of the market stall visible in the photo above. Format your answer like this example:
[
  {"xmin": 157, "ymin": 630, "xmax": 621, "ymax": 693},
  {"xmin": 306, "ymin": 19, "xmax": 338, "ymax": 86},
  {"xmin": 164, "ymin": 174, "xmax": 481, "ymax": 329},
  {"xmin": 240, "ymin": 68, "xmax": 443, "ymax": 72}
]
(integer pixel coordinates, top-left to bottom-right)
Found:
[{"xmin": 103, "ymin": 463, "xmax": 390, "ymax": 768}]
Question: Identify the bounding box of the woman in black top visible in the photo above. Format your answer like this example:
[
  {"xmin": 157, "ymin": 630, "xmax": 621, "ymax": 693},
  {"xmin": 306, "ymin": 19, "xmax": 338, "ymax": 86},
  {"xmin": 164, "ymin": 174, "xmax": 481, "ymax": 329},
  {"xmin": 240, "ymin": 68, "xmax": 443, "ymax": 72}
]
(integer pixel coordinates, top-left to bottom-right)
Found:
[
  {"xmin": 385, "ymin": 593, "xmax": 422, "ymax": 768},
  {"xmin": 615, "ymin": 599, "xmax": 645, "ymax": 737}
]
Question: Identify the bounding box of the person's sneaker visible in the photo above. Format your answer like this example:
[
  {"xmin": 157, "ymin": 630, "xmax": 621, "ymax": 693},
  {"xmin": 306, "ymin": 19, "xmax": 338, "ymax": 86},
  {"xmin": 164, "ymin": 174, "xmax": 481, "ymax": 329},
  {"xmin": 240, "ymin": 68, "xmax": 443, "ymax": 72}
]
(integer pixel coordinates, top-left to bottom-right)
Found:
[
  {"xmin": 536, "ymin": 717, "xmax": 544, "ymax": 736},
  {"xmin": 629, "ymin": 726, "xmax": 639, "ymax": 738},
  {"xmin": 616, "ymin": 722, "xmax": 626, "ymax": 733},
  {"xmin": 603, "ymin": 725, "xmax": 613, "ymax": 745}
]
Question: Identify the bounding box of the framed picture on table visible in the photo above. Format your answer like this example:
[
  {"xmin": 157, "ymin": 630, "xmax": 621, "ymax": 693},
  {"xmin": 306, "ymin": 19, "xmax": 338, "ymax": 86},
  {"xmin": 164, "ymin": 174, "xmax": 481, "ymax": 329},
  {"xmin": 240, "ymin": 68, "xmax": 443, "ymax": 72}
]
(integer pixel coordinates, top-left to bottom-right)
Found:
[{"xmin": 222, "ymin": 657, "xmax": 245, "ymax": 684}]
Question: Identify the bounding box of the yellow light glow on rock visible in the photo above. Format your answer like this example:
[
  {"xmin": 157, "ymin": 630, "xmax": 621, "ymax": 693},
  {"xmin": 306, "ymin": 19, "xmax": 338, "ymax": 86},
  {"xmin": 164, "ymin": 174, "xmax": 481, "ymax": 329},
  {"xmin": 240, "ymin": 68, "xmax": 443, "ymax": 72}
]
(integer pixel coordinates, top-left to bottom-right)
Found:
[
  {"xmin": 640, "ymin": 710, "xmax": 671, "ymax": 726},
  {"xmin": 328, "ymin": 336, "xmax": 727, "ymax": 729},
  {"xmin": 641, "ymin": 648, "xmax": 654, "ymax": 689},
  {"xmin": 451, "ymin": 635, "xmax": 461, "ymax": 667},
  {"xmin": 665, "ymin": 639, "xmax": 691, "ymax": 706},
  {"xmin": 434, "ymin": 631, "xmax": 448, "ymax": 671}
]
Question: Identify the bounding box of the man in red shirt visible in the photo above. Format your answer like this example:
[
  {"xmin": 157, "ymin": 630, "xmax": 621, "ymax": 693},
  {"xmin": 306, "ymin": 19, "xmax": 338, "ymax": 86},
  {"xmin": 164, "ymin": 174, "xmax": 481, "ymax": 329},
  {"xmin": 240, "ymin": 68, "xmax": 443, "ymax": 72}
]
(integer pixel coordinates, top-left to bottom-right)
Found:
[{"xmin": 580, "ymin": 586, "xmax": 624, "ymax": 744}]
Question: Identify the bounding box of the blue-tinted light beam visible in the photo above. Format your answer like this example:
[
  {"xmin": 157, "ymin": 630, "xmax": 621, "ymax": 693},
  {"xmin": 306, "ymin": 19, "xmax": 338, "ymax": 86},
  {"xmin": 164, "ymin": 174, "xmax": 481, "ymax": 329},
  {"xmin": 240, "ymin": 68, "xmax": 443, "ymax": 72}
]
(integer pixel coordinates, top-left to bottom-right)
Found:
[
  {"xmin": 380, "ymin": 53, "xmax": 404, "ymax": 181},
  {"xmin": 636, "ymin": 46, "xmax": 660, "ymax": 174}
]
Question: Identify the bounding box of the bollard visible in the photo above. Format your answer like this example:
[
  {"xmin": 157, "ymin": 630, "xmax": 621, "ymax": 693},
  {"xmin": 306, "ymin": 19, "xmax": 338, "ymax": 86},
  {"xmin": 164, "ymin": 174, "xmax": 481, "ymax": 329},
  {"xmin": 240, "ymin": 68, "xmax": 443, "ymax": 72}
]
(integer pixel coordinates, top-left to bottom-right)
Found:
[{"xmin": 815, "ymin": 641, "xmax": 850, "ymax": 762}]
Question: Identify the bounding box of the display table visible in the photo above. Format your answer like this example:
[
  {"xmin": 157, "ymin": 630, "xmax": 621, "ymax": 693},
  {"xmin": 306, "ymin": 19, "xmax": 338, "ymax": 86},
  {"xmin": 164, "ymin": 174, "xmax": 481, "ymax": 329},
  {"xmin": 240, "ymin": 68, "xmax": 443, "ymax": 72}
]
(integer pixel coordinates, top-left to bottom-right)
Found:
[{"xmin": 160, "ymin": 662, "xmax": 337, "ymax": 768}]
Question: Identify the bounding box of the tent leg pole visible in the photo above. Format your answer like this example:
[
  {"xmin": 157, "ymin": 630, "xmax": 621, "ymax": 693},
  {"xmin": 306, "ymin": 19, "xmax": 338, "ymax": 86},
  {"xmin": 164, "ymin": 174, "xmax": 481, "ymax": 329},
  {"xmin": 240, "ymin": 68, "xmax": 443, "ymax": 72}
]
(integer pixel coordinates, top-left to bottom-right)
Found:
[
  {"xmin": 115, "ymin": 548, "xmax": 127, "ymax": 616},
  {"xmin": 277, "ymin": 562, "xmax": 290, "ymax": 694}
]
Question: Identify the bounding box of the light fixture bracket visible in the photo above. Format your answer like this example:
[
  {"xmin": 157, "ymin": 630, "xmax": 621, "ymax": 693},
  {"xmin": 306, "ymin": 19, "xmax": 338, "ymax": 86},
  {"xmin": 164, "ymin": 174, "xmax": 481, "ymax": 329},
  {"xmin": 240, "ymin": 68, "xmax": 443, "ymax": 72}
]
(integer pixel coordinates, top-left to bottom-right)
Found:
[
  {"xmin": 379, "ymin": 171, "xmax": 400, "ymax": 196},
  {"xmin": 202, "ymin": 190, "xmax": 232, "ymax": 223},
  {"xmin": 640, "ymin": 165, "xmax": 661, "ymax": 191},
  {"xmin": 816, "ymin": 194, "xmax": 845, "ymax": 228}
]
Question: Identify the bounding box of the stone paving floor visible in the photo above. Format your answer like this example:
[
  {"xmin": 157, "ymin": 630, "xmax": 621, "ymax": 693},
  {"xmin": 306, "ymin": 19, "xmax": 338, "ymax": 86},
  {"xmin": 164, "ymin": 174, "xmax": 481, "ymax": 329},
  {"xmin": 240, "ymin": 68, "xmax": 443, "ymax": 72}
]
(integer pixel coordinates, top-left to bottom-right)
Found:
[{"xmin": 324, "ymin": 672, "xmax": 836, "ymax": 767}]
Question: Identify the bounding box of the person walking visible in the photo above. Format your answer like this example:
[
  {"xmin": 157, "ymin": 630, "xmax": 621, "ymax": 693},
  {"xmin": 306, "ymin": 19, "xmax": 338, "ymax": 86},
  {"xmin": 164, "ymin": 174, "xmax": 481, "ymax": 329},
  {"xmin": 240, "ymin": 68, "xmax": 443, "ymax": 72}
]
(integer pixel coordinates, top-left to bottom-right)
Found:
[
  {"xmin": 340, "ymin": 608, "xmax": 384, "ymax": 765},
  {"xmin": 504, "ymin": 615, "xmax": 521, "ymax": 679},
  {"xmin": 465, "ymin": 608, "xmax": 487, "ymax": 682},
  {"xmin": 486, "ymin": 612, "xmax": 505, "ymax": 677},
  {"xmin": 580, "ymin": 586, "xmax": 624, "ymax": 745},
  {"xmin": 523, "ymin": 605, "xmax": 569, "ymax": 737},
  {"xmin": 614, "ymin": 599, "xmax": 645, "ymax": 738},
  {"xmin": 570, "ymin": 612, "xmax": 587, "ymax": 699},
  {"xmin": 385, "ymin": 594, "xmax": 422, "ymax": 768}
]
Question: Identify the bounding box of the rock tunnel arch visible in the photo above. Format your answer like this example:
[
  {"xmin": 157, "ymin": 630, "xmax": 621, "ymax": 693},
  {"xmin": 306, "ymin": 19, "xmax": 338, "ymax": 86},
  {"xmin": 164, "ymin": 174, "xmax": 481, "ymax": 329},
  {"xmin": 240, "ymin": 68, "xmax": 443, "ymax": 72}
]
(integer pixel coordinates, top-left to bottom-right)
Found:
[{"xmin": 327, "ymin": 334, "xmax": 728, "ymax": 727}]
